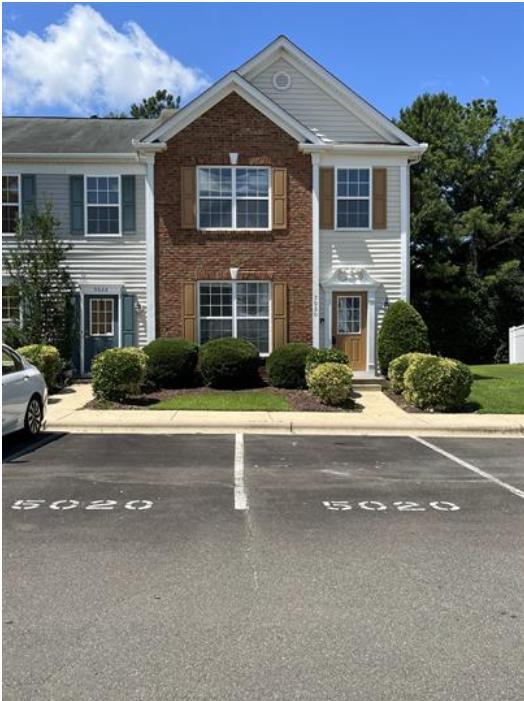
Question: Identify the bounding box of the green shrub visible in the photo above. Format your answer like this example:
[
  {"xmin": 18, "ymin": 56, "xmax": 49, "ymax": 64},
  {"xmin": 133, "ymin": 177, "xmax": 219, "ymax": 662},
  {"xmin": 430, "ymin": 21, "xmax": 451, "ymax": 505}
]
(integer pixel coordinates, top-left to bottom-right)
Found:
[
  {"xmin": 266, "ymin": 342, "xmax": 312, "ymax": 389},
  {"xmin": 377, "ymin": 300, "xmax": 430, "ymax": 375},
  {"xmin": 388, "ymin": 352, "xmax": 430, "ymax": 394},
  {"xmin": 305, "ymin": 347, "xmax": 349, "ymax": 383},
  {"xmin": 3, "ymin": 325, "xmax": 28, "ymax": 350},
  {"xmin": 18, "ymin": 344, "xmax": 62, "ymax": 388},
  {"xmin": 92, "ymin": 347, "xmax": 147, "ymax": 402},
  {"xmin": 143, "ymin": 337, "xmax": 198, "ymax": 388},
  {"xmin": 403, "ymin": 354, "xmax": 473, "ymax": 411},
  {"xmin": 199, "ymin": 337, "xmax": 259, "ymax": 388},
  {"xmin": 307, "ymin": 362, "xmax": 354, "ymax": 407}
]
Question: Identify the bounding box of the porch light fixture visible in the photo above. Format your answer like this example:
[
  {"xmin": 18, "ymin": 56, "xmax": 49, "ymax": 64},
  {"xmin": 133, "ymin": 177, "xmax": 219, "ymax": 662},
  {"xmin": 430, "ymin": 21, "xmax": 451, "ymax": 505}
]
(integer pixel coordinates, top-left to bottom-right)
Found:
[
  {"xmin": 229, "ymin": 152, "xmax": 238, "ymax": 165},
  {"xmin": 383, "ymin": 297, "xmax": 390, "ymax": 310},
  {"xmin": 229, "ymin": 267, "xmax": 239, "ymax": 280}
]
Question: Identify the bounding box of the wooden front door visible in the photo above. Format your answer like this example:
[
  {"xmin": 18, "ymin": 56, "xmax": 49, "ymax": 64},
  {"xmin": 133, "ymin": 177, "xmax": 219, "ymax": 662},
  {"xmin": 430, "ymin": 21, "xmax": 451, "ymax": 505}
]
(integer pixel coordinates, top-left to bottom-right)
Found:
[{"xmin": 332, "ymin": 291, "xmax": 367, "ymax": 371}]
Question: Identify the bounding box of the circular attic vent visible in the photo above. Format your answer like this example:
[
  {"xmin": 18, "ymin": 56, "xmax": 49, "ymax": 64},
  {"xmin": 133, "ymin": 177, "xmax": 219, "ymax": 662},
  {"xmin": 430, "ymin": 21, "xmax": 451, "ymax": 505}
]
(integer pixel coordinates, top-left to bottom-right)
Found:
[{"xmin": 272, "ymin": 71, "xmax": 291, "ymax": 91}]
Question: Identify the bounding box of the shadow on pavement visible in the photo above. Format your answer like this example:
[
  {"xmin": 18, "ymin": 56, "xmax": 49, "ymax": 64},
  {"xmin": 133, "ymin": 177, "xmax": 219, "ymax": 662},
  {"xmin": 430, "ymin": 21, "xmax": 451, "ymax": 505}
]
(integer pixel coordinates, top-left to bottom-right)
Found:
[{"xmin": 2, "ymin": 431, "xmax": 67, "ymax": 463}]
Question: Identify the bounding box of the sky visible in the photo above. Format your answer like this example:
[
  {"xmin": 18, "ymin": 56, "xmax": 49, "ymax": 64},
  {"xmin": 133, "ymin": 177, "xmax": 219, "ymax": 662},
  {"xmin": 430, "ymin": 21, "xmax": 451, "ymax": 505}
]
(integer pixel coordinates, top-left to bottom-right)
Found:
[{"xmin": 3, "ymin": 2, "xmax": 523, "ymax": 120}]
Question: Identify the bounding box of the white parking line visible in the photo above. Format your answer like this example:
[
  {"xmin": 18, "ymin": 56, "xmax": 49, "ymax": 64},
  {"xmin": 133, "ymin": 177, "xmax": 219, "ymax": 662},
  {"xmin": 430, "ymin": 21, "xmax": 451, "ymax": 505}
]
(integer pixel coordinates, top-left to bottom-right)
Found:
[
  {"xmin": 411, "ymin": 435, "xmax": 524, "ymax": 500},
  {"xmin": 234, "ymin": 433, "xmax": 248, "ymax": 511}
]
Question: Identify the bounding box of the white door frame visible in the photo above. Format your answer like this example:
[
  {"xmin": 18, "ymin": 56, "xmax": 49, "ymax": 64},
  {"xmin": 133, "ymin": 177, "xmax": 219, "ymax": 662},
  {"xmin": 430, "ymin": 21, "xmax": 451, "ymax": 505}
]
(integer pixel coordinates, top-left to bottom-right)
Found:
[{"xmin": 78, "ymin": 282, "xmax": 124, "ymax": 376}]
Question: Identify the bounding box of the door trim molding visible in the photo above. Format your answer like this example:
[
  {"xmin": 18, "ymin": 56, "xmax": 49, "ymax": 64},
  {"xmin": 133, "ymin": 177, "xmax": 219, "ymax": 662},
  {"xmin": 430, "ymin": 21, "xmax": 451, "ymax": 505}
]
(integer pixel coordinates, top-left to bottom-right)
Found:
[{"xmin": 80, "ymin": 287, "xmax": 124, "ymax": 376}]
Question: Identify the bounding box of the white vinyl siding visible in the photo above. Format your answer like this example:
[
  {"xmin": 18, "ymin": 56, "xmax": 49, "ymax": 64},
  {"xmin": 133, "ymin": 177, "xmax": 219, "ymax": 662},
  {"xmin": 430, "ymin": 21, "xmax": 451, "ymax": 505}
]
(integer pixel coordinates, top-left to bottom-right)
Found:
[{"xmin": 249, "ymin": 57, "xmax": 394, "ymax": 144}]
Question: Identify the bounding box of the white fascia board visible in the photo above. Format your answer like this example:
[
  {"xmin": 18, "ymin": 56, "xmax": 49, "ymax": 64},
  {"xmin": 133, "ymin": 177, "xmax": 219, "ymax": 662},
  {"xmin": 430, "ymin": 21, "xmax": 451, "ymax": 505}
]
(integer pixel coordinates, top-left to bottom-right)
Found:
[
  {"xmin": 238, "ymin": 36, "xmax": 420, "ymax": 148},
  {"xmin": 139, "ymin": 72, "xmax": 321, "ymax": 145},
  {"xmin": 299, "ymin": 142, "xmax": 428, "ymax": 161},
  {"xmin": 3, "ymin": 152, "xmax": 139, "ymax": 161}
]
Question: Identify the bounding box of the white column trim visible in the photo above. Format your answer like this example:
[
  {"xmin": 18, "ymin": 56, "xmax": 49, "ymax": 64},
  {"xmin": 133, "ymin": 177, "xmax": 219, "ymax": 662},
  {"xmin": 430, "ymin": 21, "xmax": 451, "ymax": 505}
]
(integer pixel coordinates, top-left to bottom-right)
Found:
[
  {"xmin": 400, "ymin": 163, "xmax": 410, "ymax": 301},
  {"xmin": 312, "ymin": 153, "xmax": 320, "ymax": 347},
  {"xmin": 366, "ymin": 288, "xmax": 376, "ymax": 373},
  {"xmin": 80, "ymin": 290, "xmax": 85, "ymax": 376},
  {"xmin": 145, "ymin": 155, "xmax": 156, "ymax": 342}
]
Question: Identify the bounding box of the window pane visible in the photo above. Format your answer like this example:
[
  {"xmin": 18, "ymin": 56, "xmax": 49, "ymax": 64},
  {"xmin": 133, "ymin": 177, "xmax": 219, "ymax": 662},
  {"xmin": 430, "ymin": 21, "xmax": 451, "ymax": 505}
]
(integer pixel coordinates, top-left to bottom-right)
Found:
[
  {"xmin": 337, "ymin": 296, "xmax": 361, "ymax": 334},
  {"xmin": 236, "ymin": 282, "xmax": 269, "ymax": 317},
  {"xmin": 337, "ymin": 169, "xmax": 369, "ymax": 198},
  {"xmin": 87, "ymin": 177, "xmax": 119, "ymax": 206},
  {"xmin": 2, "ymin": 176, "xmax": 19, "ymax": 204},
  {"xmin": 199, "ymin": 199, "xmax": 232, "ymax": 228},
  {"xmin": 2, "ymin": 287, "xmax": 20, "ymax": 321},
  {"xmin": 90, "ymin": 298, "xmax": 114, "ymax": 335},
  {"xmin": 236, "ymin": 200, "xmax": 268, "ymax": 228},
  {"xmin": 199, "ymin": 283, "xmax": 232, "ymax": 317},
  {"xmin": 236, "ymin": 169, "xmax": 268, "ymax": 197},
  {"xmin": 337, "ymin": 199, "xmax": 369, "ymax": 228},
  {"xmin": 87, "ymin": 206, "xmax": 119, "ymax": 234},
  {"xmin": 2, "ymin": 205, "xmax": 19, "ymax": 234},
  {"xmin": 237, "ymin": 319, "xmax": 269, "ymax": 353},
  {"xmin": 200, "ymin": 319, "xmax": 233, "ymax": 344},
  {"xmin": 199, "ymin": 168, "xmax": 232, "ymax": 197}
]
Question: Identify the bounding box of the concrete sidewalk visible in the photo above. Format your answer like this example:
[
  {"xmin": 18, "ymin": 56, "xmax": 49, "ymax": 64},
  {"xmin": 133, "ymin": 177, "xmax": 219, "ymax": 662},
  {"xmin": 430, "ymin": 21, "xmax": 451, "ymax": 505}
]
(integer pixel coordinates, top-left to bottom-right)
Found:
[{"xmin": 45, "ymin": 383, "xmax": 524, "ymax": 437}]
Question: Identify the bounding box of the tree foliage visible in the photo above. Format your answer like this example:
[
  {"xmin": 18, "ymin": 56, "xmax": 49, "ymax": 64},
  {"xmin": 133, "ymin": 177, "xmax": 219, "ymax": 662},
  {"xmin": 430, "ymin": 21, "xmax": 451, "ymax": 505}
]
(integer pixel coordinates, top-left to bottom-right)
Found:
[
  {"xmin": 4, "ymin": 205, "xmax": 76, "ymax": 359},
  {"xmin": 397, "ymin": 93, "xmax": 524, "ymax": 362},
  {"xmin": 130, "ymin": 89, "xmax": 180, "ymax": 119}
]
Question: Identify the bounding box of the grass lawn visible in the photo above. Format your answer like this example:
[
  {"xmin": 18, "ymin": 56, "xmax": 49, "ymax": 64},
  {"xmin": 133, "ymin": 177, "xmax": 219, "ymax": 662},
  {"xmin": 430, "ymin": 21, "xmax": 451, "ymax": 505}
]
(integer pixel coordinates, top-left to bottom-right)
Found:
[
  {"xmin": 151, "ymin": 390, "xmax": 293, "ymax": 412},
  {"xmin": 468, "ymin": 363, "xmax": 524, "ymax": 414}
]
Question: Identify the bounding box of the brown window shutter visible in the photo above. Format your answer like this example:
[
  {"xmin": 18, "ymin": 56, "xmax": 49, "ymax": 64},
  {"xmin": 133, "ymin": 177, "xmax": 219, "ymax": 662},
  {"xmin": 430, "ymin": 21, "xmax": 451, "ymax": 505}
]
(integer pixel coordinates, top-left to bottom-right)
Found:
[
  {"xmin": 319, "ymin": 167, "xmax": 334, "ymax": 229},
  {"xmin": 372, "ymin": 168, "xmax": 387, "ymax": 229},
  {"xmin": 181, "ymin": 167, "xmax": 196, "ymax": 229},
  {"xmin": 272, "ymin": 168, "xmax": 287, "ymax": 229},
  {"xmin": 272, "ymin": 282, "xmax": 288, "ymax": 350},
  {"xmin": 182, "ymin": 282, "xmax": 197, "ymax": 341}
]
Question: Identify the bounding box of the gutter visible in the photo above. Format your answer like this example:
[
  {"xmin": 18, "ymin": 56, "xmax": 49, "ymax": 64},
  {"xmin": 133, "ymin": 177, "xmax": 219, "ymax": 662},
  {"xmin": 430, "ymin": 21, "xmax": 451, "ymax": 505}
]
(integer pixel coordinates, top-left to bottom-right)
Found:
[
  {"xmin": 298, "ymin": 142, "xmax": 428, "ymax": 161},
  {"xmin": 3, "ymin": 152, "xmax": 141, "ymax": 162}
]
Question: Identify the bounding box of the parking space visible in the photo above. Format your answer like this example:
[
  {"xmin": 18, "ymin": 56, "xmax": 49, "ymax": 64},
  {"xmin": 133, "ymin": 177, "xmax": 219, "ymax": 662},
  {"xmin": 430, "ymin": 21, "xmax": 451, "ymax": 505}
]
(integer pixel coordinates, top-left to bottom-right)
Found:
[{"xmin": 3, "ymin": 433, "xmax": 524, "ymax": 700}]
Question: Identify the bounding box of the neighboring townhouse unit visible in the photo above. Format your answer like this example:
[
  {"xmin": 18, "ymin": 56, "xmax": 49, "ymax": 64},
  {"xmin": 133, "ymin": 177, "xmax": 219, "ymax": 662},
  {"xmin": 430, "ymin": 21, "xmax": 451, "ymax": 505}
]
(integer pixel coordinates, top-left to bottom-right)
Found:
[
  {"xmin": 136, "ymin": 35, "xmax": 427, "ymax": 375},
  {"xmin": 2, "ymin": 117, "xmax": 160, "ymax": 375},
  {"xmin": 2, "ymin": 36, "xmax": 426, "ymax": 377}
]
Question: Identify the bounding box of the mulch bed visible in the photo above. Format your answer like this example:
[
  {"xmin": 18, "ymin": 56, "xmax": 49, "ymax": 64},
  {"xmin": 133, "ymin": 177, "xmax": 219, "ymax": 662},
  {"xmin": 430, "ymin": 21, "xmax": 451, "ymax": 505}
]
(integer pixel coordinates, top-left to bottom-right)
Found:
[
  {"xmin": 85, "ymin": 385, "xmax": 362, "ymax": 412},
  {"xmin": 383, "ymin": 387, "xmax": 477, "ymax": 414}
]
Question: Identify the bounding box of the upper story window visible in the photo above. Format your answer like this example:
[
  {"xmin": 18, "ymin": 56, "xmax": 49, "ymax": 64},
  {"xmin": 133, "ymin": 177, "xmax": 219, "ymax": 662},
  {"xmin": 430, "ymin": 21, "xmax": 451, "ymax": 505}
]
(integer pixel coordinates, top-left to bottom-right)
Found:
[
  {"xmin": 198, "ymin": 167, "xmax": 270, "ymax": 230},
  {"xmin": 336, "ymin": 168, "xmax": 370, "ymax": 229},
  {"xmin": 2, "ymin": 175, "xmax": 20, "ymax": 235},
  {"xmin": 86, "ymin": 176, "xmax": 120, "ymax": 235}
]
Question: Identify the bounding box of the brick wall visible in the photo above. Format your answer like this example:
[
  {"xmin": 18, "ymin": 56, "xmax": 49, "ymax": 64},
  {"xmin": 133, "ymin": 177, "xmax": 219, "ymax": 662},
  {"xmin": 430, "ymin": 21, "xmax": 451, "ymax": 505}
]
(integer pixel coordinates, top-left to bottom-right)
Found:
[{"xmin": 155, "ymin": 91, "xmax": 313, "ymax": 344}]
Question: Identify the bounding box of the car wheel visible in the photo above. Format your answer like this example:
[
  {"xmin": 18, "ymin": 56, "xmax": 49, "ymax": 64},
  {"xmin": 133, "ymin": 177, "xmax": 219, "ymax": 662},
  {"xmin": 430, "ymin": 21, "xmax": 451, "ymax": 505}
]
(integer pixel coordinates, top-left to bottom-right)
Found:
[{"xmin": 24, "ymin": 396, "xmax": 43, "ymax": 437}]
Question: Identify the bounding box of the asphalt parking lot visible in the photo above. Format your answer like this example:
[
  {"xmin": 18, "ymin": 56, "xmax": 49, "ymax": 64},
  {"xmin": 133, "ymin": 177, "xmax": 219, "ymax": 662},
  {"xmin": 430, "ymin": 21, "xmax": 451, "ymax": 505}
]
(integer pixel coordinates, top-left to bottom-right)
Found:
[{"xmin": 3, "ymin": 432, "xmax": 524, "ymax": 700}]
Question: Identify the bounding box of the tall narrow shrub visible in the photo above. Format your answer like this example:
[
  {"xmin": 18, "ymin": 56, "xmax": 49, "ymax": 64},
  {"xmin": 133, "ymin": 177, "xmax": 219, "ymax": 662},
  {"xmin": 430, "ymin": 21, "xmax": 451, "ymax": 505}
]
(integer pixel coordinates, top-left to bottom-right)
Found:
[{"xmin": 377, "ymin": 301, "xmax": 430, "ymax": 375}]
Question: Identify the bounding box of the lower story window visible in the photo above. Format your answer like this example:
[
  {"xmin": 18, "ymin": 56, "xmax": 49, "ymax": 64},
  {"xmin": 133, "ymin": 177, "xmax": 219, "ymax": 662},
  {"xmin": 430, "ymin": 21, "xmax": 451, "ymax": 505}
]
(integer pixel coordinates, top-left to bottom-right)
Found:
[
  {"xmin": 2, "ymin": 286, "xmax": 20, "ymax": 323},
  {"xmin": 199, "ymin": 281, "xmax": 270, "ymax": 353}
]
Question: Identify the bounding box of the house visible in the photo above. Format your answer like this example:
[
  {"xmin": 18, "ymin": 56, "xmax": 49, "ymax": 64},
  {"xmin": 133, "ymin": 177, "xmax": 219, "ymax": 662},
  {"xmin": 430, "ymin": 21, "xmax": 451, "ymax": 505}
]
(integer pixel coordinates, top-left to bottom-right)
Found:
[{"xmin": 2, "ymin": 36, "xmax": 426, "ymax": 377}]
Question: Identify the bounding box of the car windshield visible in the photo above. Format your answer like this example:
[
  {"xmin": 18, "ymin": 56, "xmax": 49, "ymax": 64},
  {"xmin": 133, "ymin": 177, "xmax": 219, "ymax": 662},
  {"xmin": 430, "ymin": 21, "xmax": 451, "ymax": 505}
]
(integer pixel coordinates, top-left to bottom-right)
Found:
[{"xmin": 2, "ymin": 348, "xmax": 22, "ymax": 375}]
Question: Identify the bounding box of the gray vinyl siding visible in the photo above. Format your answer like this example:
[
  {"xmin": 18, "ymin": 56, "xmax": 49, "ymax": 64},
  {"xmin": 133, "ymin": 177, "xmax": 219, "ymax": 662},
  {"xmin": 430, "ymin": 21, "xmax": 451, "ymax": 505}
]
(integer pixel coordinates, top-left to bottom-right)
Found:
[
  {"xmin": 250, "ymin": 58, "xmax": 393, "ymax": 144},
  {"xmin": 319, "ymin": 166, "xmax": 402, "ymax": 324}
]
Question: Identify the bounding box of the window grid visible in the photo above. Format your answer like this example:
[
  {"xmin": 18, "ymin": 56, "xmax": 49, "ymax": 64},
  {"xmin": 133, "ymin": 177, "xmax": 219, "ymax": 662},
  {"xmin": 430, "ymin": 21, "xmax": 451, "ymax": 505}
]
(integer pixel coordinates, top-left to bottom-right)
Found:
[
  {"xmin": 2, "ymin": 287, "xmax": 20, "ymax": 322},
  {"xmin": 198, "ymin": 281, "xmax": 271, "ymax": 354},
  {"xmin": 86, "ymin": 176, "xmax": 121, "ymax": 236},
  {"xmin": 336, "ymin": 168, "xmax": 371, "ymax": 230},
  {"xmin": 197, "ymin": 167, "xmax": 270, "ymax": 230},
  {"xmin": 89, "ymin": 298, "xmax": 114, "ymax": 336},
  {"xmin": 2, "ymin": 175, "xmax": 20, "ymax": 235},
  {"xmin": 337, "ymin": 296, "xmax": 361, "ymax": 335}
]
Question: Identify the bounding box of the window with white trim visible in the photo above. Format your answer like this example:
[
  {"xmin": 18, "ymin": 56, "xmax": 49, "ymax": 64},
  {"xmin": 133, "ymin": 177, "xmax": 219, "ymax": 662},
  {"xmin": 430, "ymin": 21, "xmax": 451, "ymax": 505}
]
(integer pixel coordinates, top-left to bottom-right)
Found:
[
  {"xmin": 198, "ymin": 167, "xmax": 270, "ymax": 230},
  {"xmin": 336, "ymin": 169, "xmax": 370, "ymax": 229},
  {"xmin": 89, "ymin": 298, "xmax": 114, "ymax": 336},
  {"xmin": 86, "ymin": 177, "xmax": 120, "ymax": 235},
  {"xmin": 2, "ymin": 286, "xmax": 20, "ymax": 323},
  {"xmin": 2, "ymin": 175, "xmax": 20, "ymax": 234},
  {"xmin": 337, "ymin": 295, "xmax": 361, "ymax": 335},
  {"xmin": 199, "ymin": 281, "xmax": 270, "ymax": 353}
]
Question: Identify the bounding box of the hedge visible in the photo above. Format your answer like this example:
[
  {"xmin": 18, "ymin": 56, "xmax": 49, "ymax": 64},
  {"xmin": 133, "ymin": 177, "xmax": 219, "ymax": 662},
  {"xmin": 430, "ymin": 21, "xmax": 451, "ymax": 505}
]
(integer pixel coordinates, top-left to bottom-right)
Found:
[
  {"xmin": 388, "ymin": 352, "xmax": 430, "ymax": 394},
  {"xmin": 377, "ymin": 300, "xmax": 430, "ymax": 375},
  {"xmin": 199, "ymin": 337, "xmax": 259, "ymax": 388},
  {"xmin": 403, "ymin": 354, "xmax": 473, "ymax": 411},
  {"xmin": 305, "ymin": 347, "xmax": 349, "ymax": 383},
  {"xmin": 92, "ymin": 347, "xmax": 147, "ymax": 402},
  {"xmin": 18, "ymin": 344, "xmax": 62, "ymax": 389},
  {"xmin": 307, "ymin": 362, "xmax": 353, "ymax": 407},
  {"xmin": 266, "ymin": 342, "xmax": 312, "ymax": 389},
  {"xmin": 143, "ymin": 337, "xmax": 198, "ymax": 388}
]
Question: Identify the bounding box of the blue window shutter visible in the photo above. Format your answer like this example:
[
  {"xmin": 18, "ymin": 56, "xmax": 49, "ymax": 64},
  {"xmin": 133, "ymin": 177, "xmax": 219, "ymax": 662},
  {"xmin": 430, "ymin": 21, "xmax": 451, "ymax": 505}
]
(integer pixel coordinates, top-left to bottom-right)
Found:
[
  {"xmin": 122, "ymin": 175, "xmax": 136, "ymax": 233},
  {"xmin": 70, "ymin": 176, "xmax": 84, "ymax": 235},
  {"xmin": 21, "ymin": 175, "xmax": 37, "ymax": 215},
  {"xmin": 71, "ymin": 295, "xmax": 81, "ymax": 374},
  {"xmin": 122, "ymin": 294, "xmax": 136, "ymax": 346}
]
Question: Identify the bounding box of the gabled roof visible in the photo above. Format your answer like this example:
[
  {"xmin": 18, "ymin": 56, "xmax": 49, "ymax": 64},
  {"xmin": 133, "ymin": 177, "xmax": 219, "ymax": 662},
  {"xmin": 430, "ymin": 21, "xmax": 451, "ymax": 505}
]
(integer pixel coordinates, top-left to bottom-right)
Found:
[
  {"xmin": 237, "ymin": 35, "xmax": 419, "ymax": 147},
  {"xmin": 138, "ymin": 71, "xmax": 322, "ymax": 146}
]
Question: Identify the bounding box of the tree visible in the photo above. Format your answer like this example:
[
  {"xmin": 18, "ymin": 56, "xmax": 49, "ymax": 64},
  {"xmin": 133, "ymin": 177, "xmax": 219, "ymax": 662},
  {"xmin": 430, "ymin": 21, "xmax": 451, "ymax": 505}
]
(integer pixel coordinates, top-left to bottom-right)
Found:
[
  {"xmin": 396, "ymin": 93, "xmax": 524, "ymax": 362},
  {"xmin": 4, "ymin": 205, "xmax": 76, "ymax": 359},
  {"xmin": 130, "ymin": 89, "xmax": 180, "ymax": 119}
]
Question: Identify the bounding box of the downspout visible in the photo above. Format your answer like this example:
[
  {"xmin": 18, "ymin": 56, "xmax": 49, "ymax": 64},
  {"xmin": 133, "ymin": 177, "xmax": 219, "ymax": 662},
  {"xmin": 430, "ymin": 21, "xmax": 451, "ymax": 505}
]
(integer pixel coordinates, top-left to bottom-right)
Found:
[
  {"xmin": 144, "ymin": 154, "xmax": 156, "ymax": 342},
  {"xmin": 311, "ymin": 153, "xmax": 320, "ymax": 347}
]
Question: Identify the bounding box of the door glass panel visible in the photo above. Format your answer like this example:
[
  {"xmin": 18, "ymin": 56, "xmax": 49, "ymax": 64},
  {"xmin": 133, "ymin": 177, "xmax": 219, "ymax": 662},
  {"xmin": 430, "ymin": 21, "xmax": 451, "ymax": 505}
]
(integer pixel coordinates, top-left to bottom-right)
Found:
[
  {"xmin": 337, "ymin": 296, "xmax": 361, "ymax": 335},
  {"xmin": 90, "ymin": 298, "xmax": 114, "ymax": 336}
]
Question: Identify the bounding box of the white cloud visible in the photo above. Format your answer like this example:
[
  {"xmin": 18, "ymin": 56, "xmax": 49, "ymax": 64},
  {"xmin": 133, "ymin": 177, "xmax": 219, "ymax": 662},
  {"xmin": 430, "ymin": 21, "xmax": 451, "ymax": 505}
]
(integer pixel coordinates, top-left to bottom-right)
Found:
[{"xmin": 3, "ymin": 4, "xmax": 210, "ymax": 115}]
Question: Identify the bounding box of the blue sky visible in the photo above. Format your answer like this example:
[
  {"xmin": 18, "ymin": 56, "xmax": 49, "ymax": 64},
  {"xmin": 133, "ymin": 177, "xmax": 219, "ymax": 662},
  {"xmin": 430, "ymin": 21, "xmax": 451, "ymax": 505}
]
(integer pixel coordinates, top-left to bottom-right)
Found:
[{"xmin": 3, "ymin": 2, "xmax": 523, "ymax": 119}]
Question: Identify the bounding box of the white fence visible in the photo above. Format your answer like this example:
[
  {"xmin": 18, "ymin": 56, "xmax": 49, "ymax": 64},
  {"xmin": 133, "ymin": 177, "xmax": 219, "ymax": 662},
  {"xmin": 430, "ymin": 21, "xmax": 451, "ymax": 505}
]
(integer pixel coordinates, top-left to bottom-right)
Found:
[{"xmin": 509, "ymin": 325, "xmax": 524, "ymax": 364}]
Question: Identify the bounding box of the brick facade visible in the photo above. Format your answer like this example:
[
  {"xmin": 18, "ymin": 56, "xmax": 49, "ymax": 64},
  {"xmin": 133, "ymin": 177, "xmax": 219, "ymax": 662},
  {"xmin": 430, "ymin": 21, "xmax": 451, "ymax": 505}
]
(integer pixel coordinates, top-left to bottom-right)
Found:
[{"xmin": 155, "ymin": 92, "xmax": 313, "ymax": 345}]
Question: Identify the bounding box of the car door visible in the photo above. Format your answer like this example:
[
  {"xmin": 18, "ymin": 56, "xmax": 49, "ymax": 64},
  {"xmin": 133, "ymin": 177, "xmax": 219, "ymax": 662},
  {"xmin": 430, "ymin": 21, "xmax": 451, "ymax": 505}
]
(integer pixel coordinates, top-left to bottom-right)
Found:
[{"xmin": 2, "ymin": 347, "xmax": 28, "ymax": 434}]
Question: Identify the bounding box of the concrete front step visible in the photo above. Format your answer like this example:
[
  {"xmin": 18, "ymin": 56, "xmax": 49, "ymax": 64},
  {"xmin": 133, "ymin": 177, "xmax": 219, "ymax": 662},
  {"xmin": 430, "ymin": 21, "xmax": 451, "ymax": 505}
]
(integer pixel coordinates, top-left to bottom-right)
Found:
[{"xmin": 353, "ymin": 377, "xmax": 386, "ymax": 392}]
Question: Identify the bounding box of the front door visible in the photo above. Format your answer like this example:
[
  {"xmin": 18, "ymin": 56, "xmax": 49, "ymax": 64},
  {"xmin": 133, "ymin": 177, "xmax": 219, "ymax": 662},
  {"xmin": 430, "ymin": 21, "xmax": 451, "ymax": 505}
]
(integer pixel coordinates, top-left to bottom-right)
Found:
[
  {"xmin": 332, "ymin": 291, "xmax": 367, "ymax": 371},
  {"xmin": 84, "ymin": 295, "xmax": 119, "ymax": 373}
]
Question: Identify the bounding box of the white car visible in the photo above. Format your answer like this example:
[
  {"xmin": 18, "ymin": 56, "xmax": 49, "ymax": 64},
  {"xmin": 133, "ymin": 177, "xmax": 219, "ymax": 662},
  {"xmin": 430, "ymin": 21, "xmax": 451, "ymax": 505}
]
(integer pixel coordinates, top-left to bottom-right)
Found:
[{"xmin": 2, "ymin": 344, "xmax": 47, "ymax": 437}]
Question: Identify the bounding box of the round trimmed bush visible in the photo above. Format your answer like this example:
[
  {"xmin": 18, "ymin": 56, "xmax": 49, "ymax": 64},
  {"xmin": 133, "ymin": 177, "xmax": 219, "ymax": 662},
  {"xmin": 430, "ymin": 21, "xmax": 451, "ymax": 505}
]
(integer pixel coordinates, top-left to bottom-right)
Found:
[
  {"xmin": 403, "ymin": 355, "xmax": 473, "ymax": 411},
  {"xmin": 377, "ymin": 300, "xmax": 430, "ymax": 376},
  {"xmin": 143, "ymin": 337, "xmax": 198, "ymax": 388},
  {"xmin": 388, "ymin": 352, "xmax": 430, "ymax": 394},
  {"xmin": 92, "ymin": 347, "xmax": 147, "ymax": 402},
  {"xmin": 305, "ymin": 347, "xmax": 349, "ymax": 383},
  {"xmin": 266, "ymin": 342, "xmax": 312, "ymax": 389},
  {"xmin": 18, "ymin": 344, "xmax": 62, "ymax": 389},
  {"xmin": 307, "ymin": 362, "xmax": 353, "ymax": 407},
  {"xmin": 199, "ymin": 337, "xmax": 259, "ymax": 388}
]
